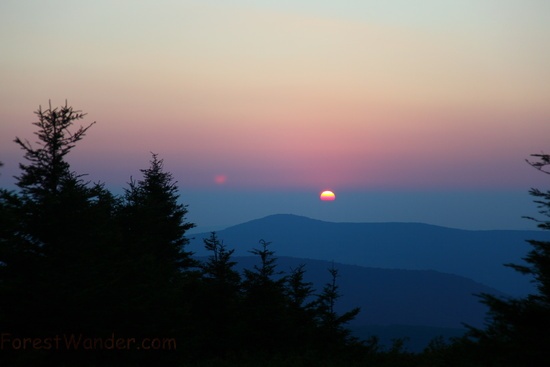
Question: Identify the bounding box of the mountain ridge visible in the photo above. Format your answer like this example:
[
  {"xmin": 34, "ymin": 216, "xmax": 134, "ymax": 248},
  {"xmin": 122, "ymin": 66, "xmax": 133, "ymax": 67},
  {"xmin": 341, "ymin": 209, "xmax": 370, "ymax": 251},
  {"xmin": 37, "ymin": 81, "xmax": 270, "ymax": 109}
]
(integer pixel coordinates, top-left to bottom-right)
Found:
[
  {"xmin": 189, "ymin": 214, "xmax": 550, "ymax": 296},
  {"xmin": 195, "ymin": 255, "xmax": 502, "ymax": 329}
]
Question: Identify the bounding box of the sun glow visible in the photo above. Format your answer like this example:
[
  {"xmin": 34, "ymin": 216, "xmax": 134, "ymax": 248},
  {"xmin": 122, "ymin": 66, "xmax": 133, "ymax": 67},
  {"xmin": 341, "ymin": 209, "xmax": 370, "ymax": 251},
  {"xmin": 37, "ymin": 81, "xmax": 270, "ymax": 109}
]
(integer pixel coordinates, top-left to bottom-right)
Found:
[{"xmin": 320, "ymin": 190, "xmax": 336, "ymax": 201}]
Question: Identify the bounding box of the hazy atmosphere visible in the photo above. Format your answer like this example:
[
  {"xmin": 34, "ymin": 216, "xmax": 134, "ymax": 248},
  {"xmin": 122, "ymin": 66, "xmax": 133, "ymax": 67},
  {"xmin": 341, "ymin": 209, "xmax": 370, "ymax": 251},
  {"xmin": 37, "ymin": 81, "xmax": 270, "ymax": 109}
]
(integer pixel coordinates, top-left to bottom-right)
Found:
[{"xmin": 2, "ymin": 0, "xmax": 550, "ymax": 231}]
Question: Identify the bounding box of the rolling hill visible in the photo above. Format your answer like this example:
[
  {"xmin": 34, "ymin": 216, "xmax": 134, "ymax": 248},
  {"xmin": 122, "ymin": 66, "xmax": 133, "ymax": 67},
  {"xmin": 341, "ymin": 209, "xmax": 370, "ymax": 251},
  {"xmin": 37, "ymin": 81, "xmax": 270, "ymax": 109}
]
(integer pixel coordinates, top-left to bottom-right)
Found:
[{"xmin": 189, "ymin": 214, "xmax": 550, "ymax": 296}]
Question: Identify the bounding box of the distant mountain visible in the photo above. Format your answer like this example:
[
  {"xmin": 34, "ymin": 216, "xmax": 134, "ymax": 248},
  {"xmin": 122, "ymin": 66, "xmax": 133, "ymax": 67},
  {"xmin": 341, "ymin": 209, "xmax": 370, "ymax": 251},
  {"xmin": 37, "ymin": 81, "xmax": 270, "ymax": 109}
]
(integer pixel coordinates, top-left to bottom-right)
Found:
[{"xmin": 189, "ymin": 214, "xmax": 550, "ymax": 296}]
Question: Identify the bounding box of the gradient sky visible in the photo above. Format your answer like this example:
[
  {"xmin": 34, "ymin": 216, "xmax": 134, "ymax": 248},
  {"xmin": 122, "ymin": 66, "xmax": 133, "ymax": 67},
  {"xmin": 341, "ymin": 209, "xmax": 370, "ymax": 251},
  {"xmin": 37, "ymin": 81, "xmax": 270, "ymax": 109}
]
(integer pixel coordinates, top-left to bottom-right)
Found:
[{"xmin": 1, "ymin": 0, "xmax": 549, "ymax": 230}]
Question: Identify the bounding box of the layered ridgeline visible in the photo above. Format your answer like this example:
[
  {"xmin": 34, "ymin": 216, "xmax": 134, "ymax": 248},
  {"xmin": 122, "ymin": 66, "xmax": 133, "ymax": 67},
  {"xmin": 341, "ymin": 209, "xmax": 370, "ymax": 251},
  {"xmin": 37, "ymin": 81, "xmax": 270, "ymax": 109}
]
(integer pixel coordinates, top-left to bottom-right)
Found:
[
  {"xmin": 227, "ymin": 256, "xmax": 501, "ymax": 328},
  {"xmin": 189, "ymin": 214, "xmax": 548, "ymax": 351},
  {"xmin": 189, "ymin": 214, "xmax": 550, "ymax": 297}
]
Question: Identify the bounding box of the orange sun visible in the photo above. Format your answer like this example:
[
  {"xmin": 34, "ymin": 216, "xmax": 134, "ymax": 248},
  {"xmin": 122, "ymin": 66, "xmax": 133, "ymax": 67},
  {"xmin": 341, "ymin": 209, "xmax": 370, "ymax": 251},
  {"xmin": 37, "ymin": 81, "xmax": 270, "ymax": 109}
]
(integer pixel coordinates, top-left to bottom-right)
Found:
[{"xmin": 320, "ymin": 190, "xmax": 336, "ymax": 201}]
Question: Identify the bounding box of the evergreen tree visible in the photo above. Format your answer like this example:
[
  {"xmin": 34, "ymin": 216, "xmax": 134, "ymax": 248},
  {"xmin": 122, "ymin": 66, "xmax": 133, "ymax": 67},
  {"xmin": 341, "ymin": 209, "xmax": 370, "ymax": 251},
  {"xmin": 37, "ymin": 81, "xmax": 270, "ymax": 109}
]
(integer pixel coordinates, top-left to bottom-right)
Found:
[
  {"xmin": 467, "ymin": 153, "xmax": 550, "ymax": 366},
  {"xmin": 240, "ymin": 240, "xmax": 290, "ymax": 354},
  {"xmin": 114, "ymin": 153, "xmax": 196, "ymax": 338},
  {"xmin": 0, "ymin": 103, "xmax": 116, "ymax": 331},
  {"xmin": 284, "ymin": 264, "xmax": 319, "ymax": 353},
  {"xmin": 202, "ymin": 232, "xmax": 241, "ymax": 289},
  {"xmin": 0, "ymin": 103, "xmax": 122, "ymax": 366},
  {"xmin": 243, "ymin": 239, "xmax": 284, "ymax": 286},
  {"xmin": 121, "ymin": 153, "xmax": 195, "ymax": 270},
  {"xmin": 195, "ymin": 232, "xmax": 242, "ymax": 358},
  {"xmin": 286, "ymin": 263, "xmax": 315, "ymax": 310},
  {"xmin": 314, "ymin": 263, "xmax": 361, "ymax": 351},
  {"xmin": 13, "ymin": 102, "xmax": 95, "ymax": 200}
]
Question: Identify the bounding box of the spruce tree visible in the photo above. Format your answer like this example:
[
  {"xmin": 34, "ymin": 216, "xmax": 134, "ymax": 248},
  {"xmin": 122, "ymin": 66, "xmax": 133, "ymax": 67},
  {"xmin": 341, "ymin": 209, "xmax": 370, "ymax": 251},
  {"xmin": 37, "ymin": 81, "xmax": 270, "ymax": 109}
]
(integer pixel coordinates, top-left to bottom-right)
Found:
[
  {"xmin": 286, "ymin": 264, "xmax": 315, "ymax": 310},
  {"xmin": 121, "ymin": 153, "xmax": 195, "ymax": 270},
  {"xmin": 115, "ymin": 153, "xmax": 196, "ymax": 338},
  {"xmin": 467, "ymin": 153, "xmax": 550, "ymax": 366},
  {"xmin": 284, "ymin": 264, "xmax": 318, "ymax": 353},
  {"xmin": 241, "ymin": 240, "xmax": 290, "ymax": 354},
  {"xmin": 0, "ymin": 103, "xmax": 124, "ymax": 367},
  {"xmin": 314, "ymin": 264, "xmax": 360, "ymax": 351},
  {"xmin": 1, "ymin": 103, "xmax": 118, "ymax": 332},
  {"xmin": 196, "ymin": 232, "xmax": 242, "ymax": 358},
  {"xmin": 202, "ymin": 232, "xmax": 241, "ymax": 289},
  {"xmin": 13, "ymin": 102, "xmax": 94, "ymax": 199}
]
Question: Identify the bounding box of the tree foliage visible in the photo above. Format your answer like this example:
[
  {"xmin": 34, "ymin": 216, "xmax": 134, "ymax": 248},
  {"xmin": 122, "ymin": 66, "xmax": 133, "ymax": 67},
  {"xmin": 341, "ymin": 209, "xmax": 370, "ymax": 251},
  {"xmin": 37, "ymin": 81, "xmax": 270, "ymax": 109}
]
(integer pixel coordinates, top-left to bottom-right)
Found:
[
  {"xmin": 201, "ymin": 231, "xmax": 240, "ymax": 289},
  {"xmin": 122, "ymin": 154, "xmax": 195, "ymax": 268},
  {"xmin": 314, "ymin": 264, "xmax": 361, "ymax": 352},
  {"xmin": 14, "ymin": 102, "xmax": 94, "ymax": 199},
  {"xmin": 465, "ymin": 153, "xmax": 550, "ymax": 366}
]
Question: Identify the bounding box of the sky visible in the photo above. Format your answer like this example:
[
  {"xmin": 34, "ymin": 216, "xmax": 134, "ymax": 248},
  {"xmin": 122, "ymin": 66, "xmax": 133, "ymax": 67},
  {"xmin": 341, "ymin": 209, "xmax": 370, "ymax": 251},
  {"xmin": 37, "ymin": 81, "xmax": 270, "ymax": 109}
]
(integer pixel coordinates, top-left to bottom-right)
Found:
[{"xmin": 1, "ymin": 0, "xmax": 549, "ymax": 231}]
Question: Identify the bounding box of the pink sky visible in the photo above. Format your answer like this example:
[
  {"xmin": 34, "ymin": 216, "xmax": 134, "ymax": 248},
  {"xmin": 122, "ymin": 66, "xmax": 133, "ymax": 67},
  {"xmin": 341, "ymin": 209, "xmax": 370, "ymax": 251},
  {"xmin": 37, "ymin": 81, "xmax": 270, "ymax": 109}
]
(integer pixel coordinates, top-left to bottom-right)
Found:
[{"xmin": 1, "ymin": 0, "xmax": 549, "ymax": 195}]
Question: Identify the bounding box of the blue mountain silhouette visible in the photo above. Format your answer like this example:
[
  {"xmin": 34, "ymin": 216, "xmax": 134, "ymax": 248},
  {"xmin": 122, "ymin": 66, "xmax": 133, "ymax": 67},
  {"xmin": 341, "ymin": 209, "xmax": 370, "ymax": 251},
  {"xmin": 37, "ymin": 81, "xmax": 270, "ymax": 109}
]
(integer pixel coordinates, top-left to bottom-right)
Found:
[{"xmin": 189, "ymin": 214, "xmax": 550, "ymax": 296}]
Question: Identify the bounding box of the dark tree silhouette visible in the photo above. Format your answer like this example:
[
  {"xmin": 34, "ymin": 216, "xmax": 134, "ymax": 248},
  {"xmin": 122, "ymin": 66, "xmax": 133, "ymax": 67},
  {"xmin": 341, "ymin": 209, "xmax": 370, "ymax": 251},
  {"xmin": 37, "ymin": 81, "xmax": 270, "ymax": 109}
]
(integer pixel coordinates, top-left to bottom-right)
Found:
[
  {"xmin": 283, "ymin": 264, "xmax": 319, "ymax": 353},
  {"xmin": 243, "ymin": 239, "xmax": 284, "ymax": 286},
  {"xmin": 240, "ymin": 240, "xmax": 292, "ymax": 354},
  {"xmin": 467, "ymin": 153, "xmax": 550, "ymax": 366},
  {"xmin": 0, "ymin": 103, "xmax": 121, "ymax": 367},
  {"xmin": 14, "ymin": 102, "xmax": 94, "ymax": 199},
  {"xmin": 194, "ymin": 232, "xmax": 242, "ymax": 358},
  {"xmin": 202, "ymin": 232, "xmax": 241, "ymax": 288},
  {"xmin": 114, "ymin": 153, "xmax": 196, "ymax": 339},
  {"xmin": 286, "ymin": 263, "xmax": 315, "ymax": 310},
  {"xmin": 121, "ymin": 153, "xmax": 195, "ymax": 271},
  {"xmin": 314, "ymin": 264, "xmax": 361, "ymax": 351}
]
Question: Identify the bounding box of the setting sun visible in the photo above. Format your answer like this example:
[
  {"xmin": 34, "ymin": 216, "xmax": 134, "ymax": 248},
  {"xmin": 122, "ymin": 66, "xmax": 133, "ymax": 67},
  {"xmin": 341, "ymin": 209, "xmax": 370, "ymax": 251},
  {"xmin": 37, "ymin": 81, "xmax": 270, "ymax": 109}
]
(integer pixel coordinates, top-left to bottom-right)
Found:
[{"xmin": 320, "ymin": 190, "xmax": 336, "ymax": 201}]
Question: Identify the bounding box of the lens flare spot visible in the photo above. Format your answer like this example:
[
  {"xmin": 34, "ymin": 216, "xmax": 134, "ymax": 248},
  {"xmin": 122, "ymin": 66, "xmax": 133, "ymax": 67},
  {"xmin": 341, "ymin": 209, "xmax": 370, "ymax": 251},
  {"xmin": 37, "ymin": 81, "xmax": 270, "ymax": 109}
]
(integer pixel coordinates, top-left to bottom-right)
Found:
[{"xmin": 215, "ymin": 174, "xmax": 227, "ymax": 184}]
